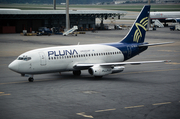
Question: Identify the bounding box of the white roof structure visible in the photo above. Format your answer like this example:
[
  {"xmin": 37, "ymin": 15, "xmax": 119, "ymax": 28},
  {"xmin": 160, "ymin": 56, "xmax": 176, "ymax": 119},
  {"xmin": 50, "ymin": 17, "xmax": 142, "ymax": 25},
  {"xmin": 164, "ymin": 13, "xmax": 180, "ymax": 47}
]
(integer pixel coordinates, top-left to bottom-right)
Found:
[{"xmin": 0, "ymin": 9, "xmax": 127, "ymax": 16}]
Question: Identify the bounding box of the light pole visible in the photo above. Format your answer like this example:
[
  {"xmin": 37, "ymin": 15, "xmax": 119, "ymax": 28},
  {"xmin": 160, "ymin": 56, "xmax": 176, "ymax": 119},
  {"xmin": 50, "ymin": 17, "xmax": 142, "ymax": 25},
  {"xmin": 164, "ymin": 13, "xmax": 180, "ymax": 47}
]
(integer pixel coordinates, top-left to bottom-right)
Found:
[
  {"xmin": 65, "ymin": 0, "xmax": 70, "ymax": 31},
  {"xmin": 147, "ymin": 0, "xmax": 150, "ymax": 30},
  {"xmin": 53, "ymin": 0, "xmax": 56, "ymax": 10}
]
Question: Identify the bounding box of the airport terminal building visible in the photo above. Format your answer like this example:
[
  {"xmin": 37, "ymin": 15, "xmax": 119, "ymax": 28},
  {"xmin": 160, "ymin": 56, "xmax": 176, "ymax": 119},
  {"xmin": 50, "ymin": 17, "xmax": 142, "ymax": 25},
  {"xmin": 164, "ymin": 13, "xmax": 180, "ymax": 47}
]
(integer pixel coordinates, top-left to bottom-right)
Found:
[{"xmin": 0, "ymin": 9, "xmax": 126, "ymax": 33}]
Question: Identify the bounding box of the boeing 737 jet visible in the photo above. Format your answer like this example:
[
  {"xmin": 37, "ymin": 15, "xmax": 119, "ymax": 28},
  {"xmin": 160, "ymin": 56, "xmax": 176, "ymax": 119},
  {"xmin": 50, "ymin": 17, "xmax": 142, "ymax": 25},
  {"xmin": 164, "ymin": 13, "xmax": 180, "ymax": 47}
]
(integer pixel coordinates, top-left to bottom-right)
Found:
[{"xmin": 9, "ymin": 5, "xmax": 172, "ymax": 82}]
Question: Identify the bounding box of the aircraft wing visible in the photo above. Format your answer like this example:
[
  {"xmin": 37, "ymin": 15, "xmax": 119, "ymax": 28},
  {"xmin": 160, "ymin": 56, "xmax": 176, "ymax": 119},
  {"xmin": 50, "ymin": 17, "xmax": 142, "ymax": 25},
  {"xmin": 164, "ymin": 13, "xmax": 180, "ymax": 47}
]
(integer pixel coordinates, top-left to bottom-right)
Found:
[{"xmin": 73, "ymin": 60, "xmax": 170, "ymax": 69}]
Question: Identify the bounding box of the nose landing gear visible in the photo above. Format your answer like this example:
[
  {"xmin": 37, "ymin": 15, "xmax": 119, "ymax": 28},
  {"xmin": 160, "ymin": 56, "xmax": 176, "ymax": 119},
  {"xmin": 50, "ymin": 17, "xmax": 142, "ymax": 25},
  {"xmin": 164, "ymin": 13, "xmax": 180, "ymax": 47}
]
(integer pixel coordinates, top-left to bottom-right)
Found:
[{"xmin": 21, "ymin": 74, "xmax": 34, "ymax": 82}]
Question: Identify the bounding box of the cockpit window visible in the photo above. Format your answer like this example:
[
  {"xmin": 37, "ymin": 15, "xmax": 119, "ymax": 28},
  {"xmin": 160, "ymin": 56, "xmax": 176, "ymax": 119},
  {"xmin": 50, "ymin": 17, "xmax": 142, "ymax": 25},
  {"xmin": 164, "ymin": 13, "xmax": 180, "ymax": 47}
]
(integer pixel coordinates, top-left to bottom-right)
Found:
[
  {"xmin": 18, "ymin": 56, "xmax": 31, "ymax": 61},
  {"xmin": 18, "ymin": 57, "xmax": 24, "ymax": 60}
]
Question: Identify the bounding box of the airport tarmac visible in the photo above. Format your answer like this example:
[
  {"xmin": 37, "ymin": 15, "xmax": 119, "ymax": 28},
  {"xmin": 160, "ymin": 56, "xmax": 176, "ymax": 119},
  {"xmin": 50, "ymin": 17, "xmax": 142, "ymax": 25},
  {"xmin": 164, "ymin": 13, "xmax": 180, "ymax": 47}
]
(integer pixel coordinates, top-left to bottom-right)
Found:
[{"xmin": 0, "ymin": 27, "xmax": 180, "ymax": 119}]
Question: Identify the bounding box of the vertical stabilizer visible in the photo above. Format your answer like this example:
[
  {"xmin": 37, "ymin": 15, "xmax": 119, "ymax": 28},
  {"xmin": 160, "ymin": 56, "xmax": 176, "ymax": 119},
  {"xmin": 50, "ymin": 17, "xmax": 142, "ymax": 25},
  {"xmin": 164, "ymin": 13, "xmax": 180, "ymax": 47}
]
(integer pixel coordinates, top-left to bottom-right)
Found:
[{"xmin": 121, "ymin": 5, "xmax": 150, "ymax": 43}]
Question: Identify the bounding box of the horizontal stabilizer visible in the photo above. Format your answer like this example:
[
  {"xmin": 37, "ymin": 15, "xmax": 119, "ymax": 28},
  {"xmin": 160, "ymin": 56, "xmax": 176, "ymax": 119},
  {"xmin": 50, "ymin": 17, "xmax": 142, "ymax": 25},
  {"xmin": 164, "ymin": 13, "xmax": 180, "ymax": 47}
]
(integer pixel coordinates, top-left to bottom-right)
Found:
[{"xmin": 138, "ymin": 42, "xmax": 174, "ymax": 47}]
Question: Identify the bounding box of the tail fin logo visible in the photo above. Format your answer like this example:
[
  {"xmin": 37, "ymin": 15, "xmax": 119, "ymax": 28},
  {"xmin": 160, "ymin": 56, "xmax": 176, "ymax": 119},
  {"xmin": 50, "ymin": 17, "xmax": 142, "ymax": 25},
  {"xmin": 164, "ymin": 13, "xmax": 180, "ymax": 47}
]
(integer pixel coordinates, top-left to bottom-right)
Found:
[{"xmin": 133, "ymin": 17, "xmax": 148, "ymax": 43}]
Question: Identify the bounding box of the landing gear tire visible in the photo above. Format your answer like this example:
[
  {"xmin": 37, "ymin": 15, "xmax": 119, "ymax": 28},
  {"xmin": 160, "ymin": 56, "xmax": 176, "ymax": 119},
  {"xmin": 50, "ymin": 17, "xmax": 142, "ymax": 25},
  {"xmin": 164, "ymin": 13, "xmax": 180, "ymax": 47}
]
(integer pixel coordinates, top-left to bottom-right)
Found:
[
  {"xmin": 73, "ymin": 70, "xmax": 81, "ymax": 76},
  {"xmin": 94, "ymin": 76, "xmax": 103, "ymax": 78},
  {"xmin": 28, "ymin": 77, "xmax": 34, "ymax": 82}
]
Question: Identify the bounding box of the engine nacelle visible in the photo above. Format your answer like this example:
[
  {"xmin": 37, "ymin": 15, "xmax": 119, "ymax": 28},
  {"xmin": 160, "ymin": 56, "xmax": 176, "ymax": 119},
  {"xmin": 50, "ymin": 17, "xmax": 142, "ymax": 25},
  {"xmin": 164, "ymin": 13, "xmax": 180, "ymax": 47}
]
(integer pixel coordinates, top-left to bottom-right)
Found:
[
  {"xmin": 112, "ymin": 66, "xmax": 125, "ymax": 74},
  {"xmin": 88, "ymin": 65, "xmax": 125, "ymax": 76},
  {"xmin": 88, "ymin": 65, "xmax": 112, "ymax": 76}
]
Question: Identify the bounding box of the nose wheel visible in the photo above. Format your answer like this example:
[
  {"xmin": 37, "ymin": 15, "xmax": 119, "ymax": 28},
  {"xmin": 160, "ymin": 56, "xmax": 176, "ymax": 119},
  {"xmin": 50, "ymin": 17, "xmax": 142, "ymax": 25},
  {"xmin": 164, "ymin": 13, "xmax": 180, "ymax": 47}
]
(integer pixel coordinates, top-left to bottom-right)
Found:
[{"xmin": 28, "ymin": 77, "xmax": 34, "ymax": 82}]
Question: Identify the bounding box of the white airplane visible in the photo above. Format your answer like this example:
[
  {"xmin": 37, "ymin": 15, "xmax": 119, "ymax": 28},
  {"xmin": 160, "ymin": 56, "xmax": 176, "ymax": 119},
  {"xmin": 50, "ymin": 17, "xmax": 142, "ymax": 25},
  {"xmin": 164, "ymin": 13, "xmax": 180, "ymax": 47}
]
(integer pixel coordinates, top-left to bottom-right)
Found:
[
  {"xmin": 8, "ymin": 5, "xmax": 172, "ymax": 82},
  {"xmin": 150, "ymin": 11, "xmax": 180, "ymax": 25}
]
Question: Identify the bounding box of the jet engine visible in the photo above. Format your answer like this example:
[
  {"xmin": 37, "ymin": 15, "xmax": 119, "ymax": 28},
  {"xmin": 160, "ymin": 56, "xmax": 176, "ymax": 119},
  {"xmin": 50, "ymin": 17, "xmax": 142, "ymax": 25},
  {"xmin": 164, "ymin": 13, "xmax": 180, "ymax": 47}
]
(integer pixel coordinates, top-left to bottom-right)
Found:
[
  {"xmin": 111, "ymin": 66, "xmax": 125, "ymax": 74},
  {"xmin": 88, "ymin": 65, "xmax": 125, "ymax": 76}
]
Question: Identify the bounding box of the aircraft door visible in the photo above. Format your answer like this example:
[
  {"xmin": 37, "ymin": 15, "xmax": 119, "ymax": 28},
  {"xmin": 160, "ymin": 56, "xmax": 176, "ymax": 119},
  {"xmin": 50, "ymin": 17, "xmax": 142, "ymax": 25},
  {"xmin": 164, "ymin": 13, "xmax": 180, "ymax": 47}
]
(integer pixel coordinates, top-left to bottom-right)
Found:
[{"xmin": 39, "ymin": 52, "xmax": 46, "ymax": 66}]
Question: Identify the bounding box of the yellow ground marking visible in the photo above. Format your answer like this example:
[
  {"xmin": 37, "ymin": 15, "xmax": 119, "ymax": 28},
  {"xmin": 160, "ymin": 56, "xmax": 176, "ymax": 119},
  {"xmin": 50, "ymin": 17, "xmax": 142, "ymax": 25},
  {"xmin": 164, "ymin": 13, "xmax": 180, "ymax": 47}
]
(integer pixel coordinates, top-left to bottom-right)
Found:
[
  {"xmin": 0, "ymin": 92, "xmax": 11, "ymax": 96},
  {"xmin": 0, "ymin": 81, "xmax": 27, "ymax": 85},
  {"xmin": 95, "ymin": 108, "xmax": 116, "ymax": 113},
  {"xmin": 158, "ymin": 50, "xmax": 179, "ymax": 52},
  {"xmin": 1, "ymin": 68, "xmax": 180, "ymax": 85},
  {"xmin": 117, "ymin": 68, "xmax": 180, "ymax": 75},
  {"xmin": 76, "ymin": 101, "xmax": 179, "ymax": 116},
  {"xmin": 0, "ymin": 64, "xmax": 8, "ymax": 66},
  {"xmin": 165, "ymin": 62, "xmax": 180, "ymax": 65},
  {"xmin": 125, "ymin": 105, "xmax": 144, "ymax": 109},
  {"xmin": 153, "ymin": 102, "xmax": 171, "ymax": 106},
  {"xmin": 0, "ymin": 79, "xmax": 51, "ymax": 85},
  {"xmin": 76, "ymin": 112, "xmax": 94, "ymax": 118}
]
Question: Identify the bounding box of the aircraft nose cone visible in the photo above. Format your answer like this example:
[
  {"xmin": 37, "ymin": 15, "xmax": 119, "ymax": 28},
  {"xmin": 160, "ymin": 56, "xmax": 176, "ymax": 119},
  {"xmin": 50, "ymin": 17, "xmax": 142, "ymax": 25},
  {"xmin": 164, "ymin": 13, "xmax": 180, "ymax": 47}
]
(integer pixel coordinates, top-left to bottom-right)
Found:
[{"xmin": 8, "ymin": 61, "xmax": 19, "ymax": 72}]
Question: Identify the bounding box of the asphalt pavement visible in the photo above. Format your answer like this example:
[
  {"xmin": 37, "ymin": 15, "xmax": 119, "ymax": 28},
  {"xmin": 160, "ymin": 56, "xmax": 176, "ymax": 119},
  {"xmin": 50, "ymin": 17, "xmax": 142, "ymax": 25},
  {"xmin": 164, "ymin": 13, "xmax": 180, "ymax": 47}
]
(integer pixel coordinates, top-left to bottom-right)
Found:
[{"xmin": 0, "ymin": 27, "xmax": 180, "ymax": 119}]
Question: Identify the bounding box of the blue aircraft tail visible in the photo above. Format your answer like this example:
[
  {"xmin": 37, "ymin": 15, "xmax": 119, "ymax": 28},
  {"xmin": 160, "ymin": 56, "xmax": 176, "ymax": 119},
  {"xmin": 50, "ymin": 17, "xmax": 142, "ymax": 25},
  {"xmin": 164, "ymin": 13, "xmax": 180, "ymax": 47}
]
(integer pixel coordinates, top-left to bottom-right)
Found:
[{"xmin": 121, "ymin": 5, "xmax": 150, "ymax": 43}]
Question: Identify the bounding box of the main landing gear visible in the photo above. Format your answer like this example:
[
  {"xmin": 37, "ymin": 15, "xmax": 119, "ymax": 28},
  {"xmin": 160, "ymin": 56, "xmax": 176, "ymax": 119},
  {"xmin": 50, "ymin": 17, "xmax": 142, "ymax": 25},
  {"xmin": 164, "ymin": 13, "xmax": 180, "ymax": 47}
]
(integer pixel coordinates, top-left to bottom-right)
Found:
[
  {"xmin": 28, "ymin": 77, "xmax": 34, "ymax": 82},
  {"xmin": 95, "ymin": 76, "xmax": 103, "ymax": 78},
  {"xmin": 73, "ymin": 70, "xmax": 81, "ymax": 76}
]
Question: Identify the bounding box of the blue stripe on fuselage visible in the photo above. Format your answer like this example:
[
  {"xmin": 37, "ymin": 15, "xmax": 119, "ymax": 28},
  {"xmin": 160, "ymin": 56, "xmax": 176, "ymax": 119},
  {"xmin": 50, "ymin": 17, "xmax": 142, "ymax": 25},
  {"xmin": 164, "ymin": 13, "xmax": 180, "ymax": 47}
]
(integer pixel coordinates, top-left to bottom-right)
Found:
[{"xmin": 104, "ymin": 43, "xmax": 148, "ymax": 61}]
